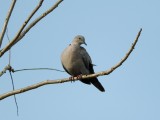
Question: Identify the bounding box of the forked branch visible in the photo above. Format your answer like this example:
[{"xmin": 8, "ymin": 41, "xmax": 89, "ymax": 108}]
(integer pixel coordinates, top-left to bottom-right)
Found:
[{"xmin": 0, "ymin": 0, "xmax": 63, "ymax": 57}]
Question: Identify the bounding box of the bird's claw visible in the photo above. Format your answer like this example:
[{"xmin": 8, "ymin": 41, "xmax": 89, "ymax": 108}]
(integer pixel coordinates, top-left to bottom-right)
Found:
[
  {"xmin": 69, "ymin": 74, "xmax": 83, "ymax": 83},
  {"xmin": 69, "ymin": 76, "xmax": 75, "ymax": 83},
  {"xmin": 76, "ymin": 74, "xmax": 82, "ymax": 79}
]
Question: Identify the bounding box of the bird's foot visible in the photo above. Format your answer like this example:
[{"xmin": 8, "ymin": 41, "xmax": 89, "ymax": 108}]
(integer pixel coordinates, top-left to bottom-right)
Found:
[
  {"xmin": 69, "ymin": 74, "xmax": 83, "ymax": 83},
  {"xmin": 69, "ymin": 76, "xmax": 75, "ymax": 83},
  {"xmin": 76, "ymin": 74, "xmax": 82, "ymax": 79}
]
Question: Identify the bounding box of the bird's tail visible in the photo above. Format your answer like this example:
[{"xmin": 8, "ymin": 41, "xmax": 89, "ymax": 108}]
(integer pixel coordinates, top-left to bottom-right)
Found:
[{"xmin": 90, "ymin": 78, "xmax": 105, "ymax": 92}]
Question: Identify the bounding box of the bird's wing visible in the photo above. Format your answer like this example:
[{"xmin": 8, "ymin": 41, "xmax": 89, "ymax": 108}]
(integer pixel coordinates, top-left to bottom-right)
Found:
[{"xmin": 80, "ymin": 47, "xmax": 94, "ymax": 74}]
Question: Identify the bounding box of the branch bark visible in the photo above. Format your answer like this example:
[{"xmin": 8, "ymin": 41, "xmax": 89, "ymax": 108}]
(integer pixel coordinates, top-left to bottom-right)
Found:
[
  {"xmin": 0, "ymin": 28, "xmax": 142, "ymax": 100},
  {"xmin": 0, "ymin": 65, "xmax": 11, "ymax": 77},
  {"xmin": 0, "ymin": 0, "xmax": 16, "ymax": 48},
  {"xmin": 0, "ymin": 0, "xmax": 63, "ymax": 57}
]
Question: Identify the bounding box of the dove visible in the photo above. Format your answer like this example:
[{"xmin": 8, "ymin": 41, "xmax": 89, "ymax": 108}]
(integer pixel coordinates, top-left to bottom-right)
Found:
[{"xmin": 61, "ymin": 35, "xmax": 105, "ymax": 92}]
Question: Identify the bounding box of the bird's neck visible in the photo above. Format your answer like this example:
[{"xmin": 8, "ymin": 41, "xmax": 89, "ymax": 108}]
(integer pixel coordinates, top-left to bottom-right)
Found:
[{"xmin": 71, "ymin": 42, "xmax": 81, "ymax": 46}]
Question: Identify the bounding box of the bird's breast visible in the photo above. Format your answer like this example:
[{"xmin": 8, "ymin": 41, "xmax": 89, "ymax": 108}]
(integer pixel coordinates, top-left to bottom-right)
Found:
[{"xmin": 61, "ymin": 46, "xmax": 82, "ymax": 75}]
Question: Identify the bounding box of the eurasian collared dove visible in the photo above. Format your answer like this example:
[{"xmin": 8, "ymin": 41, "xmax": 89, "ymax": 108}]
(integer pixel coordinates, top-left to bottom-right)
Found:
[{"xmin": 61, "ymin": 35, "xmax": 105, "ymax": 92}]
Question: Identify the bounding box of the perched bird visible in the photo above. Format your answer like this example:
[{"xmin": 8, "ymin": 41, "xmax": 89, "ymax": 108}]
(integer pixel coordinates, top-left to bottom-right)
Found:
[{"xmin": 61, "ymin": 35, "xmax": 105, "ymax": 92}]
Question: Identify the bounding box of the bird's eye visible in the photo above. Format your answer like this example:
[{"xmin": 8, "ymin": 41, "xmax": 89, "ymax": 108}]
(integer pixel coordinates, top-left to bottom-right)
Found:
[{"xmin": 78, "ymin": 37, "xmax": 81, "ymax": 40}]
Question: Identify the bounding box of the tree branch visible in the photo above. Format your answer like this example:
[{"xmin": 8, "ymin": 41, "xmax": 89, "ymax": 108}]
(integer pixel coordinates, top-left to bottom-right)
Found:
[
  {"xmin": 0, "ymin": 28, "xmax": 142, "ymax": 100},
  {"xmin": 0, "ymin": 66, "xmax": 65, "ymax": 77},
  {"xmin": 0, "ymin": 0, "xmax": 60, "ymax": 77},
  {"xmin": 0, "ymin": 0, "xmax": 16, "ymax": 48},
  {"xmin": 13, "ymin": 68, "xmax": 65, "ymax": 73},
  {"xmin": 0, "ymin": 0, "xmax": 44, "ymax": 55},
  {"xmin": 0, "ymin": 65, "xmax": 11, "ymax": 77},
  {"xmin": 0, "ymin": 0, "xmax": 63, "ymax": 58}
]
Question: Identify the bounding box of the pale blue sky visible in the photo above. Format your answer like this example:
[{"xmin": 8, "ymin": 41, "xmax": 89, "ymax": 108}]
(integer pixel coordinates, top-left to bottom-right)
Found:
[{"xmin": 0, "ymin": 0, "xmax": 160, "ymax": 120}]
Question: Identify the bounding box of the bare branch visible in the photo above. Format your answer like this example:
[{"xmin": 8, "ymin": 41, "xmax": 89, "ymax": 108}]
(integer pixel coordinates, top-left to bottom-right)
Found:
[
  {"xmin": 0, "ymin": 0, "xmax": 63, "ymax": 58},
  {"xmin": 0, "ymin": 29, "xmax": 142, "ymax": 100},
  {"xmin": 15, "ymin": 0, "xmax": 63, "ymax": 43},
  {"xmin": 95, "ymin": 28, "xmax": 142, "ymax": 76},
  {"xmin": 0, "ymin": 0, "xmax": 44, "ymax": 56},
  {"xmin": 13, "ymin": 68, "xmax": 65, "ymax": 73},
  {"xmin": 0, "ymin": 66, "xmax": 65, "ymax": 77},
  {"xmin": 9, "ymin": 71, "xmax": 19, "ymax": 116},
  {"xmin": 2, "ymin": 0, "xmax": 44, "ymax": 56},
  {"xmin": 0, "ymin": 0, "xmax": 16, "ymax": 48}
]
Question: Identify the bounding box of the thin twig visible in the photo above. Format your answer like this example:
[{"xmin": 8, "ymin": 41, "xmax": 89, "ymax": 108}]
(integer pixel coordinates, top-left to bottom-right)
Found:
[
  {"xmin": 0, "ymin": 29, "xmax": 11, "ymax": 77},
  {"xmin": 9, "ymin": 71, "xmax": 19, "ymax": 116},
  {"xmin": 6, "ymin": 28, "xmax": 11, "ymax": 65},
  {"xmin": 0, "ymin": 0, "xmax": 16, "ymax": 48},
  {"xmin": 6, "ymin": 27, "xmax": 19, "ymax": 116},
  {"xmin": 0, "ymin": 66, "xmax": 65, "ymax": 77},
  {"xmin": 13, "ymin": 68, "xmax": 65, "ymax": 72},
  {"xmin": 95, "ymin": 28, "xmax": 142, "ymax": 76},
  {"xmin": 0, "ymin": 28, "xmax": 142, "ymax": 100},
  {"xmin": 0, "ymin": 0, "xmax": 63, "ymax": 57}
]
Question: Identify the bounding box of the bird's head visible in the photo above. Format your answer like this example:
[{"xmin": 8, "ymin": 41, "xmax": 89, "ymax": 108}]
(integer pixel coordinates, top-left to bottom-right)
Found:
[{"xmin": 72, "ymin": 35, "xmax": 87, "ymax": 46}]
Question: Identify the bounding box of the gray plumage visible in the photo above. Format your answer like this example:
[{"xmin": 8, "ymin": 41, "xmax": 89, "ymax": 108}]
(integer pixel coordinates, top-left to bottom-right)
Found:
[{"xmin": 61, "ymin": 35, "xmax": 105, "ymax": 92}]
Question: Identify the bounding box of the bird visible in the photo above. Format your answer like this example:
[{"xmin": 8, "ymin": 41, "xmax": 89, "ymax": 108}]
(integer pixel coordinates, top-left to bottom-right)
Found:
[{"xmin": 61, "ymin": 35, "xmax": 105, "ymax": 92}]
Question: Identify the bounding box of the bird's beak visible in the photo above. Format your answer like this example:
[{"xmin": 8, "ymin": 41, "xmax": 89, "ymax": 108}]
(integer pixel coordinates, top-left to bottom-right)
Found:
[{"xmin": 84, "ymin": 42, "xmax": 87, "ymax": 46}]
